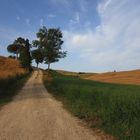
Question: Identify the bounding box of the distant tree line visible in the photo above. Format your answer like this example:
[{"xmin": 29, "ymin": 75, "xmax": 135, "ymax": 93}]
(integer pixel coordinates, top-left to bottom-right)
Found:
[{"xmin": 7, "ymin": 26, "xmax": 67, "ymax": 72}]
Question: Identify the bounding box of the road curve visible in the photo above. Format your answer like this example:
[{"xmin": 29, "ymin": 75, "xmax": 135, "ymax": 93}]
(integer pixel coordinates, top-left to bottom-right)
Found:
[{"xmin": 0, "ymin": 70, "xmax": 102, "ymax": 140}]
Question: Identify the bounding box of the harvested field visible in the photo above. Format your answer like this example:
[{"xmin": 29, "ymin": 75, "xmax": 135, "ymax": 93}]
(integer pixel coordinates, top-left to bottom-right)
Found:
[
  {"xmin": 86, "ymin": 70, "xmax": 140, "ymax": 85},
  {"xmin": 0, "ymin": 56, "xmax": 26, "ymax": 79}
]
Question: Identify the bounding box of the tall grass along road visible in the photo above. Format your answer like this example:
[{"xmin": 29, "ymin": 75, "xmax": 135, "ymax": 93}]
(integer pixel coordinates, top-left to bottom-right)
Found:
[
  {"xmin": 0, "ymin": 56, "xmax": 30, "ymax": 106},
  {"xmin": 0, "ymin": 70, "xmax": 102, "ymax": 140},
  {"xmin": 43, "ymin": 71, "xmax": 140, "ymax": 140}
]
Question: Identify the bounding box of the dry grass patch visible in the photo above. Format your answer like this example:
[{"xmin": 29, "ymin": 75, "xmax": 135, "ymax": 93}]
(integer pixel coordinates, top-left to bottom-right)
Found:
[
  {"xmin": 0, "ymin": 56, "xmax": 30, "ymax": 105},
  {"xmin": 0, "ymin": 56, "xmax": 27, "ymax": 79},
  {"xmin": 86, "ymin": 70, "xmax": 140, "ymax": 85}
]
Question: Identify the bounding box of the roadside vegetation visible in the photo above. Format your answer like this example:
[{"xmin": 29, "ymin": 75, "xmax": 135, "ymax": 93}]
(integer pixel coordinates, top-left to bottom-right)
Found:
[
  {"xmin": 56, "ymin": 70, "xmax": 96, "ymax": 78},
  {"xmin": 0, "ymin": 73, "xmax": 30, "ymax": 105},
  {"xmin": 43, "ymin": 70, "xmax": 140, "ymax": 140},
  {"xmin": 0, "ymin": 56, "xmax": 30, "ymax": 106}
]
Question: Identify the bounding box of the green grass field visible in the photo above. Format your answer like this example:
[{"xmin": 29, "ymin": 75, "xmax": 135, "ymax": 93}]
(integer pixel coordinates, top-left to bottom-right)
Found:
[
  {"xmin": 0, "ymin": 73, "xmax": 31, "ymax": 106},
  {"xmin": 43, "ymin": 70, "xmax": 140, "ymax": 140}
]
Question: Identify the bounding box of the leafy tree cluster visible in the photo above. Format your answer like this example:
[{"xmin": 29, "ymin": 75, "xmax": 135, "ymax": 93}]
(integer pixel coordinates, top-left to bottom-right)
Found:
[
  {"xmin": 33, "ymin": 26, "xmax": 66, "ymax": 71},
  {"xmin": 7, "ymin": 37, "xmax": 32, "ymax": 71},
  {"xmin": 7, "ymin": 26, "xmax": 67, "ymax": 71},
  {"xmin": 31, "ymin": 49, "xmax": 43, "ymax": 68}
]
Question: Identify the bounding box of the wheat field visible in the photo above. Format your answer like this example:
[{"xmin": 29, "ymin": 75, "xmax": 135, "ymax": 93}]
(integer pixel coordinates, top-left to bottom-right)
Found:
[
  {"xmin": 0, "ymin": 56, "xmax": 26, "ymax": 79},
  {"xmin": 85, "ymin": 70, "xmax": 140, "ymax": 85}
]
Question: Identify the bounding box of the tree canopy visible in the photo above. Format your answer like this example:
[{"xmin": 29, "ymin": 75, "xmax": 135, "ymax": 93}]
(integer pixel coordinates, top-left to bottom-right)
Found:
[
  {"xmin": 7, "ymin": 37, "xmax": 32, "ymax": 71},
  {"xmin": 19, "ymin": 39, "xmax": 32, "ymax": 70},
  {"xmin": 7, "ymin": 26, "xmax": 66, "ymax": 71},
  {"xmin": 33, "ymin": 26, "xmax": 67, "ymax": 70},
  {"xmin": 31, "ymin": 49, "xmax": 44, "ymax": 67}
]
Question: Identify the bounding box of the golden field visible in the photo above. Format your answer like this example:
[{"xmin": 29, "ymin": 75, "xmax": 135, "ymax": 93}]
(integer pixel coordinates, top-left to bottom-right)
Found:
[
  {"xmin": 85, "ymin": 70, "xmax": 140, "ymax": 85},
  {"xmin": 0, "ymin": 56, "xmax": 26, "ymax": 79},
  {"xmin": 57, "ymin": 69, "xmax": 140, "ymax": 85}
]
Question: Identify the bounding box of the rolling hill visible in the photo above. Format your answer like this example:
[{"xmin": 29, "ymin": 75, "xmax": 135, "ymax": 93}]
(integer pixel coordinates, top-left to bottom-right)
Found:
[
  {"xmin": 0, "ymin": 56, "xmax": 26, "ymax": 79},
  {"xmin": 86, "ymin": 70, "xmax": 140, "ymax": 85},
  {"xmin": 57, "ymin": 69, "xmax": 140, "ymax": 85}
]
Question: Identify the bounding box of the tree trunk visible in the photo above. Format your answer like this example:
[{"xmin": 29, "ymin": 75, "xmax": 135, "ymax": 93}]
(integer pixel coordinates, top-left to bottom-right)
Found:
[
  {"xmin": 16, "ymin": 53, "xmax": 18, "ymax": 60},
  {"xmin": 47, "ymin": 63, "xmax": 50, "ymax": 76},
  {"xmin": 37, "ymin": 63, "xmax": 38, "ymax": 68}
]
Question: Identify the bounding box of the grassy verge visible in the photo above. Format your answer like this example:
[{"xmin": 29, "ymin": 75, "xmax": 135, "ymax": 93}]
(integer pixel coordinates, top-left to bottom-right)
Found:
[
  {"xmin": 43, "ymin": 70, "xmax": 140, "ymax": 140},
  {"xmin": 0, "ymin": 72, "xmax": 31, "ymax": 106}
]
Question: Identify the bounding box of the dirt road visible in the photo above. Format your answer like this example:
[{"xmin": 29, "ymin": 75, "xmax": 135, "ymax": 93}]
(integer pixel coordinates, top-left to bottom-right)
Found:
[{"xmin": 0, "ymin": 70, "xmax": 104, "ymax": 140}]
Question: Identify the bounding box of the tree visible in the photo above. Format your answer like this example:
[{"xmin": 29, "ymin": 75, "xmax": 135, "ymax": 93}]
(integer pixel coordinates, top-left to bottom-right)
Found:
[
  {"xmin": 33, "ymin": 26, "xmax": 67, "ymax": 71},
  {"xmin": 7, "ymin": 37, "xmax": 27, "ymax": 59},
  {"xmin": 7, "ymin": 44, "xmax": 20, "ymax": 59},
  {"xmin": 31, "ymin": 49, "xmax": 44, "ymax": 67},
  {"xmin": 7, "ymin": 37, "xmax": 32, "ymax": 71},
  {"xmin": 19, "ymin": 39, "xmax": 32, "ymax": 71}
]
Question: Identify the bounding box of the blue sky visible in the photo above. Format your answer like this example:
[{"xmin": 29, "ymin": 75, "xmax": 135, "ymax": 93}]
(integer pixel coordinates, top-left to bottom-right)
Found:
[{"xmin": 0, "ymin": 0, "xmax": 140, "ymax": 72}]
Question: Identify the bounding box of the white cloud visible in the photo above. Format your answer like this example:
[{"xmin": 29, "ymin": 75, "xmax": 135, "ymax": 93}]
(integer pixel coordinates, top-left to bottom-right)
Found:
[
  {"xmin": 25, "ymin": 19, "xmax": 30, "ymax": 26},
  {"xmin": 40, "ymin": 18, "xmax": 44, "ymax": 26},
  {"xmin": 79, "ymin": 0, "xmax": 88, "ymax": 12},
  {"xmin": 64, "ymin": 0, "xmax": 140, "ymax": 72},
  {"xmin": 69, "ymin": 12, "xmax": 80, "ymax": 29},
  {"xmin": 75, "ymin": 13, "xmax": 80, "ymax": 23},
  {"xmin": 48, "ymin": 14, "xmax": 56, "ymax": 18},
  {"xmin": 98, "ymin": 0, "xmax": 112, "ymax": 14},
  {"xmin": 50, "ymin": 0, "xmax": 69, "ymax": 6}
]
